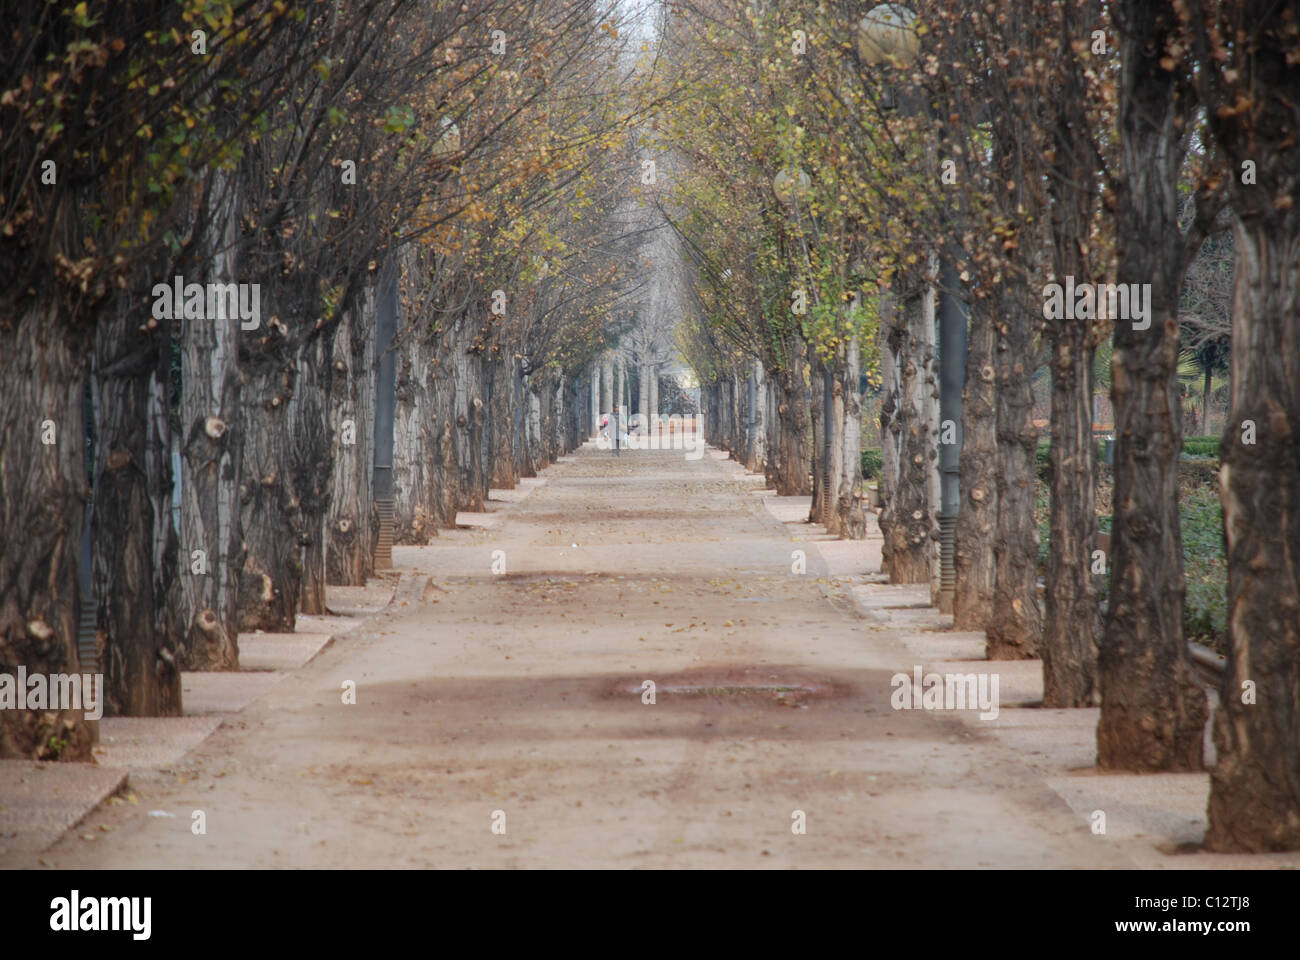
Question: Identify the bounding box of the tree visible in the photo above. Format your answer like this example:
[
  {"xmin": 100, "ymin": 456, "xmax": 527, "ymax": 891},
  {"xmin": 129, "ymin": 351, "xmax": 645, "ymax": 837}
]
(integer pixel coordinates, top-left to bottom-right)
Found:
[
  {"xmin": 1186, "ymin": 0, "xmax": 1300, "ymax": 852},
  {"xmin": 1098, "ymin": 0, "xmax": 1219, "ymax": 770}
]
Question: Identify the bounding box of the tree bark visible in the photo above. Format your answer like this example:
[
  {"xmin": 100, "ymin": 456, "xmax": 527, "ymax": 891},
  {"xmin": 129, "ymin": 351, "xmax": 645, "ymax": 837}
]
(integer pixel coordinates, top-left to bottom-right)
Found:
[
  {"xmin": 1192, "ymin": 0, "xmax": 1300, "ymax": 850},
  {"xmin": 490, "ymin": 355, "xmax": 520, "ymax": 488},
  {"xmin": 1201, "ymin": 366, "xmax": 1211, "ymax": 436},
  {"xmin": 1099, "ymin": 0, "xmax": 1206, "ymax": 768},
  {"xmin": 879, "ymin": 292, "xmax": 902, "ymax": 518},
  {"xmin": 0, "ymin": 299, "xmax": 95, "ymax": 759},
  {"xmin": 426, "ymin": 317, "xmax": 461, "ymax": 525},
  {"xmin": 880, "ymin": 284, "xmax": 936, "ymax": 584},
  {"xmin": 987, "ymin": 287, "xmax": 1042, "ymax": 659},
  {"xmin": 236, "ymin": 273, "xmax": 335, "ymax": 632},
  {"xmin": 393, "ymin": 309, "xmax": 436, "ymax": 543},
  {"xmin": 833, "ymin": 341, "xmax": 866, "ymax": 539},
  {"xmin": 953, "ymin": 296, "xmax": 997, "ymax": 630},
  {"xmin": 326, "ymin": 291, "xmax": 376, "ymax": 586},
  {"xmin": 176, "ymin": 176, "xmax": 243, "ymax": 669},
  {"xmin": 290, "ymin": 316, "xmax": 338, "ymax": 615},
  {"xmin": 91, "ymin": 300, "xmax": 183, "ymax": 716},
  {"xmin": 1204, "ymin": 216, "xmax": 1300, "ymax": 850},
  {"xmin": 748, "ymin": 359, "xmax": 764, "ymax": 470},
  {"xmin": 771, "ymin": 346, "xmax": 811, "ymax": 495},
  {"xmin": 649, "ymin": 364, "xmax": 661, "ymax": 441},
  {"xmin": 809, "ymin": 353, "xmax": 827, "ymax": 524},
  {"xmin": 1042, "ymin": 322, "xmax": 1098, "ymax": 699},
  {"xmin": 1040, "ymin": 3, "xmax": 1102, "ymax": 704}
]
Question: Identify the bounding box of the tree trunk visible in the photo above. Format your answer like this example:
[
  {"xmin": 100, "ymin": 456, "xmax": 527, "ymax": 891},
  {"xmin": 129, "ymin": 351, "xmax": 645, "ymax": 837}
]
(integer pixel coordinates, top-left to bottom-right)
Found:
[
  {"xmin": 236, "ymin": 273, "xmax": 332, "ymax": 632},
  {"xmin": 953, "ymin": 296, "xmax": 998, "ymax": 630},
  {"xmin": 772, "ymin": 347, "xmax": 811, "ymax": 495},
  {"xmin": 748, "ymin": 359, "xmax": 764, "ymax": 470},
  {"xmin": 639, "ymin": 362, "xmax": 651, "ymax": 432},
  {"xmin": 326, "ymin": 292, "xmax": 376, "ymax": 586},
  {"xmin": 426, "ymin": 317, "xmax": 460, "ymax": 525},
  {"xmin": 809, "ymin": 353, "xmax": 826, "ymax": 524},
  {"xmin": 92, "ymin": 300, "xmax": 183, "ymax": 716},
  {"xmin": 1040, "ymin": 2, "xmax": 1102, "ymax": 705},
  {"xmin": 614, "ymin": 357, "xmax": 624, "ymax": 422},
  {"xmin": 0, "ymin": 298, "xmax": 95, "ymax": 759},
  {"xmin": 986, "ymin": 287, "xmax": 1042, "ymax": 659},
  {"xmin": 290, "ymin": 317, "xmax": 338, "ymax": 615},
  {"xmin": 1042, "ymin": 324, "xmax": 1098, "ymax": 700},
  {"xmin": 879, "ymin": 293, "xmax": 902, "ymax": 517},
  {"xmin": 394, "ymin": 311, "xmax": 435, "ymax": 543},
  {"xmin": 649, "ymin": 364, "xmax": 661, "ymax": 442},
  {"xmin": 835, "ymin": 341, "xmax": 867, "ymax": 539},
  {"xmin": 880, "ymin": 284, "xmax": 936, "ymax": 584},
  {"xmin": 1099, "ymin": 0, "xmax": 1206, "ymax": 768},
  {"xmin": 490, "ymin": 355, "xmax": 520, "ymax": 488},
  {"xmin": 1204, "ymin": 217, "xmax": 1300, "ymax": 851},
  {"xmin": 1200, "ymin": 365, "xmax": 1211, "ymax": 436},
  {"xmin": 176, "ymin": 177, "xmax": 243, "ymax": 669}
]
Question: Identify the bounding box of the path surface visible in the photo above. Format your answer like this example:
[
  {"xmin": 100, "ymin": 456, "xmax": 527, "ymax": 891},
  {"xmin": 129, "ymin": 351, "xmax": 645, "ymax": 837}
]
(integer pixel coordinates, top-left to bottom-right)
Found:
[{"xmin": 18, "ymin": 444, "xmax": 1130, "ymax": 868}]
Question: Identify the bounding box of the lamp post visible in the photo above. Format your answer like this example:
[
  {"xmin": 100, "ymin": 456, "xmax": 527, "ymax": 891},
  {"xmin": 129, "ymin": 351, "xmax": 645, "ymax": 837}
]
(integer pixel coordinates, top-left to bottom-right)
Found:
[
  {"xmin": 434, "ymin": 116, "xmax": 461, "ymax": 160},
  {"xmin": 373, "ymin": 262, "xmax": 397, "ymax": 570},
  {"xmin": 857, "ymin": 4, "xmax": 966, "ymax": 610},
  {"xmin": 773, "ymin": 167, "xmax": 811, "ymax": 207}
]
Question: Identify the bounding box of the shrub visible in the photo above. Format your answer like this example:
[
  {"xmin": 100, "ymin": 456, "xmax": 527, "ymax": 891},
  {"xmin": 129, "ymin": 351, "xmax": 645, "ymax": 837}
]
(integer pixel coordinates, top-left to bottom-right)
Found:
[
  {"xmin": 1181, "ymin": 484, "xmax": 1228, "ymax": 650},
  {"xmin": 861, "ymin": 448, "xmax": 883, "ymax": 480},
  {"xmin": 1034, "ymin": 479, "xmax": 1227, "ymax": 652},
  {"xmin": 1181, "ymin": 435, "xmax": 1221, "ymax": 459}
]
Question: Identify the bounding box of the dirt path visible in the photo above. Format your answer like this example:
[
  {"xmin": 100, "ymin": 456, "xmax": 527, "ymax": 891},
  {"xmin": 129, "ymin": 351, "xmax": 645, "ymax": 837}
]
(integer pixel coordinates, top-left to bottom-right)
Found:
[{"xmin": 25, "ymin": 445, "xmax": 1131, "ymax": 868}]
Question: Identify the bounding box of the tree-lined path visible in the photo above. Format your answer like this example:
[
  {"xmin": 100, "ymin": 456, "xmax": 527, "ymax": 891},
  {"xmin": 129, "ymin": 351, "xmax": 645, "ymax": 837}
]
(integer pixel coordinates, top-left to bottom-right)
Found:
[
  {"xmin": 12, "ymin": 444, "xmax": 1131, "ymax": 869},
  {"xmin": 5, "ymin": 0, "xmax": 1299, "ymax": 867}
]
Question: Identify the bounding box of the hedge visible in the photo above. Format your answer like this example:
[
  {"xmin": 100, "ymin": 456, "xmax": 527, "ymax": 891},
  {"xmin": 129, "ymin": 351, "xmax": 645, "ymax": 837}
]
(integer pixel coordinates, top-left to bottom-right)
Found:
[
  {"xmin": 861, "ymin": 448, "xmax": 883, "ymax": 480},
  {"xmin": 868, "ymin": 435, "xmax": 1218, "ymax": 485}
]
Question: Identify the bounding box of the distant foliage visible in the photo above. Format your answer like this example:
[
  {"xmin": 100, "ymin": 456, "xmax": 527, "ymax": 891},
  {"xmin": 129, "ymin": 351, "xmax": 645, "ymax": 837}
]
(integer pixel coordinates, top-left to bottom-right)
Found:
[{"xmin": 860, "ymin": 448, "xmax": 883, "ymax": 480}]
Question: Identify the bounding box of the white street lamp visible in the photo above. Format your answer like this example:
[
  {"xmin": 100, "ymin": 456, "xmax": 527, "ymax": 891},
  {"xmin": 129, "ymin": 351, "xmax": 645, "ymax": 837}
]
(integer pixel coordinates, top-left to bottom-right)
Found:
[
  {"xmin": 856, "ymin": 4, "xmax": 921, "ymax": 68},
  {"xmin": 433, "ymin": 116, "xmax": 461, "ymax": 160},
  {"xmin": 773, "ymin": 167, "xmax": 812, "ymax": 206}
]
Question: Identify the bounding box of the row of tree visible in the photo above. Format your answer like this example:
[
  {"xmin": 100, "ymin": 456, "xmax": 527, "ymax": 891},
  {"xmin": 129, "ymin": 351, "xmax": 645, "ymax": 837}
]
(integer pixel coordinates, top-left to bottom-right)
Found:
[
  {"xmin": 657, "ymin": 0, "xmax": 1298, "ymax": 852},
  {"xmin": 1, "ymin": 0, "xmax": 658, "ymax": 759}
]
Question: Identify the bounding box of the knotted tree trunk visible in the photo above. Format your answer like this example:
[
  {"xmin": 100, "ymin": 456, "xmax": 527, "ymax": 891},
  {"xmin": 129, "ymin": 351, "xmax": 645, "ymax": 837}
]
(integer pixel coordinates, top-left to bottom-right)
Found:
[
  {"xmin": 953, "ymin": 296, "xmax": 997, "ymax": 630},
  {"xmin": 0, "ymin": 298, "xmax": 95, "ymax": 759},
  {"xmin": 1205, "ymin": 217, "xmax": 1300, "ymax": 851},
  {"xmin": 326, "ymin": 291, "xmax": 377, "ymax": 586},
  {"xmin": 880, "ymin": 284, "xmax": 936, "ymax": 584},
  {"xmin": 176, "ymin": 175, "xmax": 243, "ymax": 669},
  {"xmin": 1099, "ymin": 0, "xmax": 1206, "ymax": 768},
  {"xmin": 92, "ymin": 295, "xmax": 183, "ymax": 715}
]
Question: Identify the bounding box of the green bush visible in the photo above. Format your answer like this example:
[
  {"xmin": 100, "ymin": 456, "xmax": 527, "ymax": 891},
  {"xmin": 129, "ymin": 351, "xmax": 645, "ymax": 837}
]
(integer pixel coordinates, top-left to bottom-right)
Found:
[
  {"xmin": 1181, "ymin": 484, "xmax": 1228, "ymax": 649},
  {"xmin": 1034, "ymin": 436, "xmax": 1219, "ymax": 475},
  {"xmin": 861, "ymin": 448, "xmax": 883, "ymax": 480},
  {"xmin": 1181, "ymin": 435, "xmax": 1221, "ymax": 459},
  {"xmin": 1034, "ymin": 482, "xmax": 1227, "ymax": 652}
]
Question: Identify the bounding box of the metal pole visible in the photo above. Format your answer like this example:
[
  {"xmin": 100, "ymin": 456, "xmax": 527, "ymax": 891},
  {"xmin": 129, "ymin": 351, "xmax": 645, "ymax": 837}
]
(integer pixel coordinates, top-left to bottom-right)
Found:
[
  {"xmin": 79, "ymin": 381, "xmax": 99, "ymax": 678},
  {"xmin": 822, "ymin": 364, "xmax": 834, "ymax": 526},
  {"xmin": 747, "ymin": 369, "xmax": 757, "ymax": 464},
  {"xmin": 937, "ymin": 257, "xmax": 968, "ymax": 613},
  {"xmin": 373, "ymin": 263, "xmax": 397, "ymax": 570}
]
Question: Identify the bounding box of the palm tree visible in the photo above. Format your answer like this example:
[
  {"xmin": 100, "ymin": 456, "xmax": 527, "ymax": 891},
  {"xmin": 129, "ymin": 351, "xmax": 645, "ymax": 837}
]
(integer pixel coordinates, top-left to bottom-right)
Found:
[{"xmin": 1177, "ymin": 342, "xmax": 1230, "ymax": 436}]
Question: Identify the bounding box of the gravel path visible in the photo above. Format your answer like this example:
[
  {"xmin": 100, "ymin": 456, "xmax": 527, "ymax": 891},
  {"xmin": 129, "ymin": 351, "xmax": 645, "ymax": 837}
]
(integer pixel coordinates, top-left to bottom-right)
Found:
[{"xmin": 23, "ymin": 444, "xmax": 1129, "ymax": 868}]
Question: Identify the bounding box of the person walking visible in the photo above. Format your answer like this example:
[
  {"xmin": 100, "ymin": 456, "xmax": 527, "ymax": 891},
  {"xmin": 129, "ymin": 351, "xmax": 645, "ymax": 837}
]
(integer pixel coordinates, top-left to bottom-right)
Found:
[{"xmin": 612, "ymin": 403, "xmax": 622, "ymax": 455}]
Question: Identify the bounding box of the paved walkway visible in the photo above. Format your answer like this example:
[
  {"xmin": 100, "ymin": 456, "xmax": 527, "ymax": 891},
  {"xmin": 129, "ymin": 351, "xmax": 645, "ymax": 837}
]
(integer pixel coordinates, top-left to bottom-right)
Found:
[{"xmin": 6, "ymin": 442, "xmax": 1295, "ymax": 867}]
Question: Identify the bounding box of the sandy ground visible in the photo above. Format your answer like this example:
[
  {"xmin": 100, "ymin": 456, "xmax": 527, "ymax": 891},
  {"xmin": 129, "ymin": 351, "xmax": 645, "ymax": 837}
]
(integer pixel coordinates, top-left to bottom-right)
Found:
[{"xmin": 16, "ymin": 444, "xmax": 1134, "ymax": 868}]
